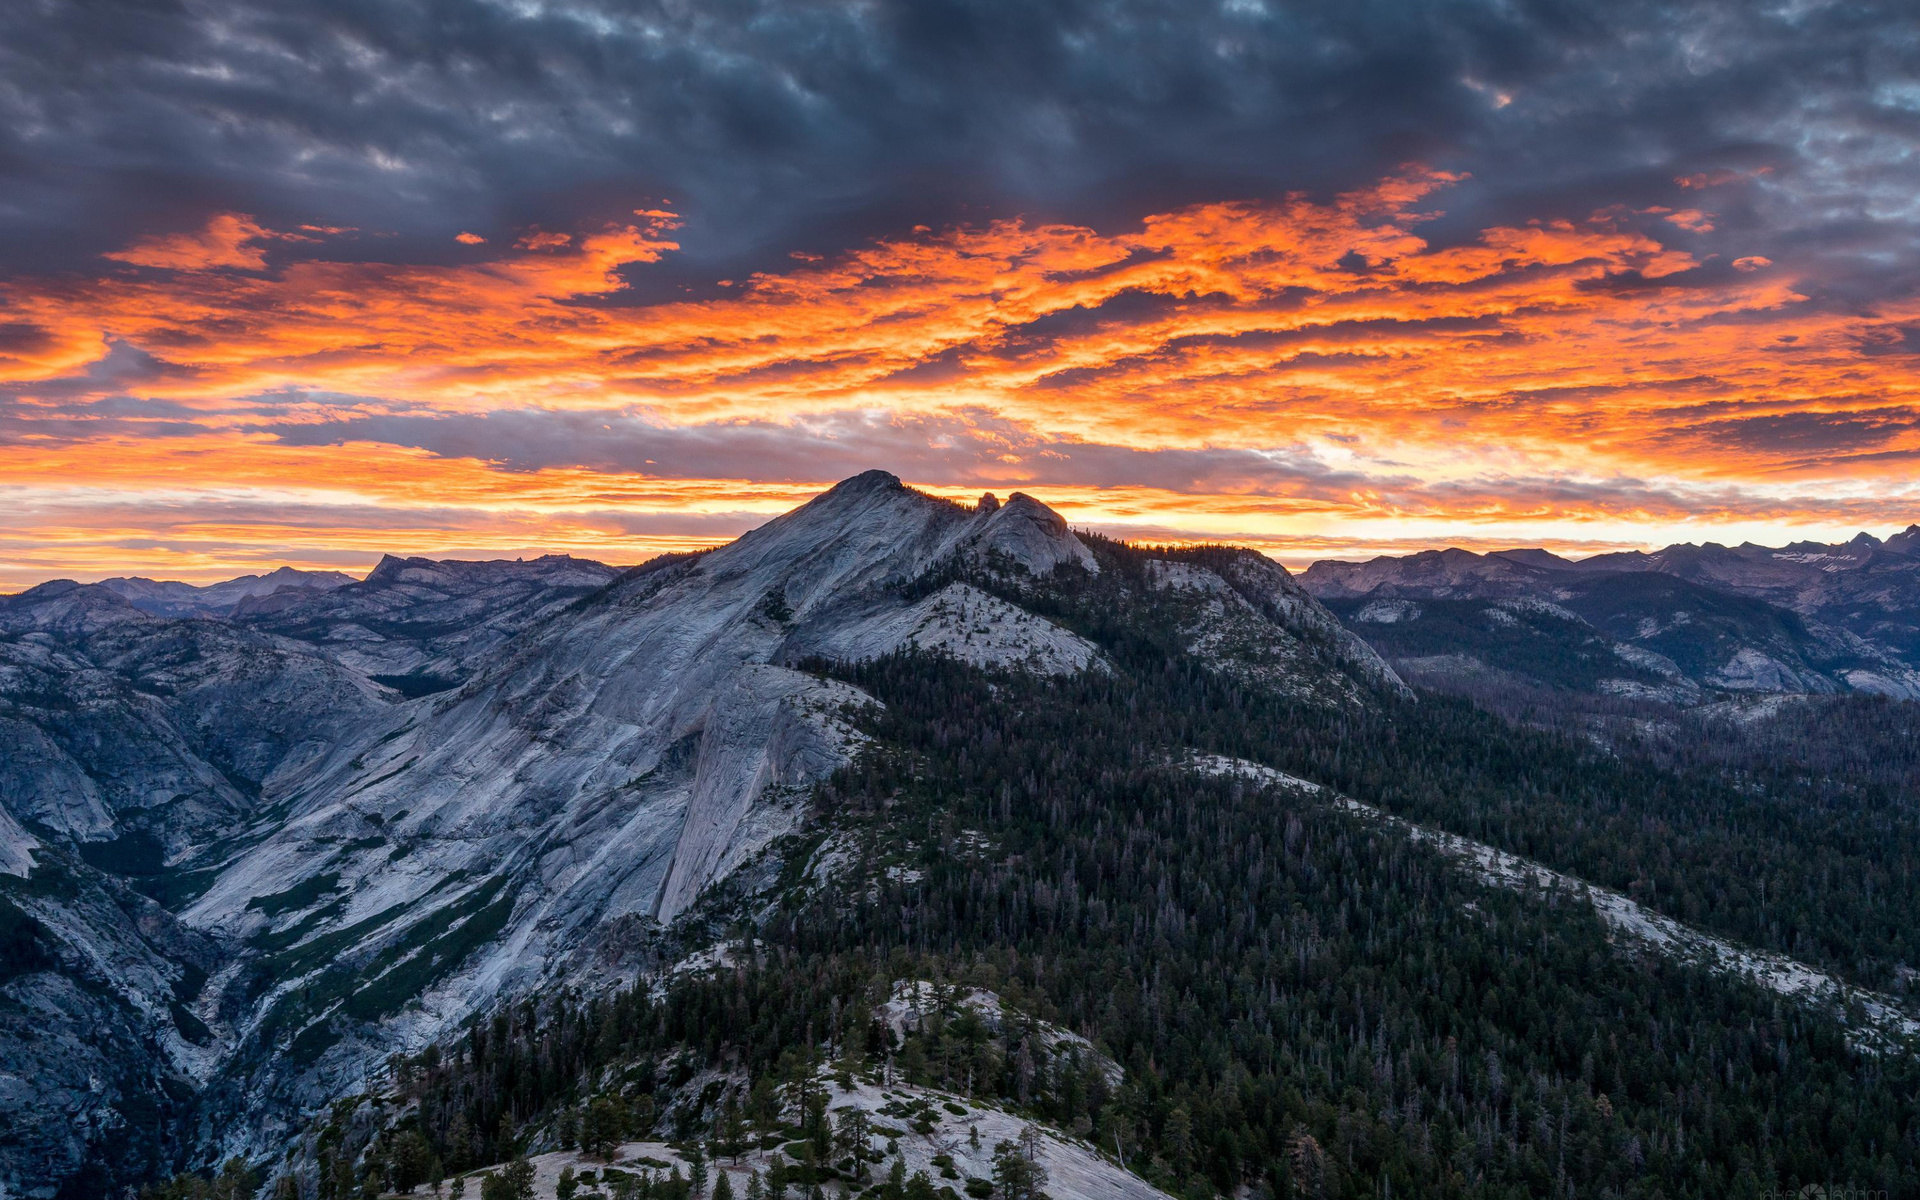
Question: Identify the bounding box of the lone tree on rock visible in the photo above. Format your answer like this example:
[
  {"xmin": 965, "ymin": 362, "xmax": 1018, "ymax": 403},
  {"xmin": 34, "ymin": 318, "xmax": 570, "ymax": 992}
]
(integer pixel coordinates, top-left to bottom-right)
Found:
[
  {"xmin": 990, "ymin": 1127, "xmax": 1048, "ymax": 1200},
  {"xmin": 583, "ymin": 1098, "xmax": 626, "ymax": 1161}
]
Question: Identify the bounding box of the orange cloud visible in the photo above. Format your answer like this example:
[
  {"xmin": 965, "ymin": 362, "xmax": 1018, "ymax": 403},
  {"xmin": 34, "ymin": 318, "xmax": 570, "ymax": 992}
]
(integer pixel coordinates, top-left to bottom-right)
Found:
[
  {"xmin": 103, "ymin": 213, "xmax": 280, "ymax": 271},
  {"xmin": 3, "ymin": 172, "xmax": 1917, "ymax": 585},
  {"xmin": 1663, "ymin": 209, "xmax": 1715, "ymax": 233}
]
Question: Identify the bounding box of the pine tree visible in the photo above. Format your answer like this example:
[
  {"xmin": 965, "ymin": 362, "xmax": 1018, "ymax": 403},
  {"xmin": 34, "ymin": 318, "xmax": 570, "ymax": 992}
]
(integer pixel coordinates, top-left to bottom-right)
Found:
[
  {"xmin": 584, "ymin": 1098, "xmax": 625, "ymax": 1161},
  {"xmin": 213, "ymin": 1158, "xmax": 260, "ymax": 1200},
  {"xmin": 502, "ymin": 1158, "xmax": 534, "ymax": 1200},
  {"xmin": 1163, "ymin": 1107, "xmax": 1193, "ymax": 1180},
  {"xmin": 747, "ymin": 1079, "xmax": 779, "ymax": 1131},
  {"xmin": 717, "ymin": 1100, "xmax": 748, "ymax": 1164},
  {"xmin": 686, "ymin": 1146, "xmax": 707, "ymax": 1199},
  {"xmin": 832, "ymin": 1109, "xmax": 871, "ymax": 1178},
  {"xmin": 445, "ymin": 1115, "xmax": 473, "ymax": 1174},
  {"xmin": 393, "ymin": 1131, "xmax": 432, "ymax": 1194},
  {"xmin": 990, "ymin": 1131, "xmax": 1047, "ymax": 1200}
]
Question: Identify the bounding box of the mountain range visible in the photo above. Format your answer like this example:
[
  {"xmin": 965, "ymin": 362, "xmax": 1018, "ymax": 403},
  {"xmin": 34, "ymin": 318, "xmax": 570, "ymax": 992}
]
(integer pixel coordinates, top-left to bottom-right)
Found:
[
  {"xmin": 1301, "ymin": 526, "xmax": 1920, "ymax": 704},
  {"xmin": 5, "ymin": 477, "xmax": 1920, "ymax": 1200},
  {"xmin": 97, "ymin": 568, "xmax": 357, "ymax": 619}
]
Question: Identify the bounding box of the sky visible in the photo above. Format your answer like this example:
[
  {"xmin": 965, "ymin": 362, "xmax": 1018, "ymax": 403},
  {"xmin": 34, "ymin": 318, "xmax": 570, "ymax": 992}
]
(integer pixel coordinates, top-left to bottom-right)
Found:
[{"xmin": 3, "ymin": 0, "xmax": 1920, "ymax": 586}]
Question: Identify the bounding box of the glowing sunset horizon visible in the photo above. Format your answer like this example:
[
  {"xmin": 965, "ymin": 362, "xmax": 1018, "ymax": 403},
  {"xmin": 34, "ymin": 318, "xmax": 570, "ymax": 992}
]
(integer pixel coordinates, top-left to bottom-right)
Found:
[{"xmin": 3, "ymin": 3, "xmax": 1916, "ymax": 589}]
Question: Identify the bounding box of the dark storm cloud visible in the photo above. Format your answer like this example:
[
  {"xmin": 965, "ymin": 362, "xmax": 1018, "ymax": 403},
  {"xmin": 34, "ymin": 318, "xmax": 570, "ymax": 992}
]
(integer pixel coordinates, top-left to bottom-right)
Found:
[{"xmin": 3, "ymin": 0, "xmax": 1918, "ymax": 300}]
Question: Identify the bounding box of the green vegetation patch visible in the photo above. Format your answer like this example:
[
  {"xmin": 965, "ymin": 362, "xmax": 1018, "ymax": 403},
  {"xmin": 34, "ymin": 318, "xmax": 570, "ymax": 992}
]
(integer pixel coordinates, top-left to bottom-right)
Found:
[
  {"xmin": 246, "ymin": 871, "xmax": 341, "ymax": 916},
  {"xmin": 340, "ymin": 876, "xmax": 514, "ymax": 1022}
]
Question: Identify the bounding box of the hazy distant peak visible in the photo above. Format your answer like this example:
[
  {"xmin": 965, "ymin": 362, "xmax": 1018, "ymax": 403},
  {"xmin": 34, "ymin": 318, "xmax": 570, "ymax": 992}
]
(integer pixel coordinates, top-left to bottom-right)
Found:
[
  {"xmin": 1489, "ymin": 548, "xmax": 1577, "ymax": 569},
  {"xmin": 98, "ymin": 566, "xmax": 354, "ymax": 617},
  {"xmin": 361, "ymin": 553, "xmax": 614, "ymax": 589},
  {"xmin": 0, "ymin": 577, "xmax": 150, "ymax": 636}
]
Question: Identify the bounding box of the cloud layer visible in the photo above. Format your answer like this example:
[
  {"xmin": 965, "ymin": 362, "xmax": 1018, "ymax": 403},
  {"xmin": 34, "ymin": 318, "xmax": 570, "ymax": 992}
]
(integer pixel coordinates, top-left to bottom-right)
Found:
[{"xmin": 2, "ymin": 1, "xmax": 1918, "ymax": 583}]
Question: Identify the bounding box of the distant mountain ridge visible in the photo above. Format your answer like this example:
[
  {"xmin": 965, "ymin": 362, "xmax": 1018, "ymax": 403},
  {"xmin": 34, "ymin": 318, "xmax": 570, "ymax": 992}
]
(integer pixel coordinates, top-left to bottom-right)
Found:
[
  {"xmin": 233, "ymin": 553, "xmax": 623, "ymax": 690},
  {"xmin": 1300, "ymin": 525, "xmax": 1920, "ymax": 701},
  {"xmin": 97, "ymin": 567, "xmax": 356, "ymax": 618}
]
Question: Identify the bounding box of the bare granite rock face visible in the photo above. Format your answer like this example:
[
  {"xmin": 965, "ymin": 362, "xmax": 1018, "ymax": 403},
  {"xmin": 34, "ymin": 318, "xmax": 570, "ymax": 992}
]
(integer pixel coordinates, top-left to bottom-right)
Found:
[
  {"xmin": 0, "ymin": 583, "xmax": 391, "ymax": 856},
  {"xmin": 0, "ymin": 855, "xmax": 225, "ymax": 1196},
  {"xmin": 1144, "ymin": 551, "xmax": 1406, "ymax": 701}
]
